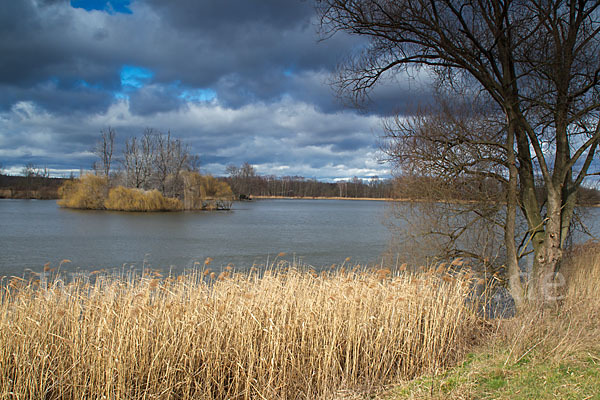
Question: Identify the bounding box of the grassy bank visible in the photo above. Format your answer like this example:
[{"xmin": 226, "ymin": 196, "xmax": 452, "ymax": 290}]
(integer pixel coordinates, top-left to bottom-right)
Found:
[
  {"xmin": 386, "ymin": 347, "xmax": 600, "ymax": 399},
  {"xmin": 0, "ymin": 263, "xmax": 481, "ymax": 399},
  {"xmin": 386, "ymin": 242, "xmax": 600, "ymax": 399}
]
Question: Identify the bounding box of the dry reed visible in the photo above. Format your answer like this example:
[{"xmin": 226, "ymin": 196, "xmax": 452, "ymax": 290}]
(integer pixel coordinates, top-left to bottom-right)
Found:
[
  {"xmin": 0, "ymin": 263, "xmax": 481, "ymax": 399},
  {"xmin": 57, "ymin": 174, "xmax": 108, "ymax": 210},
  {"xmin": 500, "ymin": 240, "xmax": 600, "ymax": 363},
  {"xmin": 104, "ymin": 186, "xmax": 183, "ymax": 211}
]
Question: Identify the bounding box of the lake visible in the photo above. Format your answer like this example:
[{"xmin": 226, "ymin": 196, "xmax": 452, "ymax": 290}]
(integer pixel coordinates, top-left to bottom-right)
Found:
[
  {"xmin": 0, "ymin": 199, "xmax": 391, "ymax": 277},
  {"xmin": 2, "ymin": 199, "xmax": 599, "ymax": 278}
]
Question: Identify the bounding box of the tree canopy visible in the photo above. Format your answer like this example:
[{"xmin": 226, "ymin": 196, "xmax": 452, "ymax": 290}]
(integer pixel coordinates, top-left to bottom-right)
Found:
[{"xmin": 319, "ymin": 0, "xmax": 600, "ymax": 305}]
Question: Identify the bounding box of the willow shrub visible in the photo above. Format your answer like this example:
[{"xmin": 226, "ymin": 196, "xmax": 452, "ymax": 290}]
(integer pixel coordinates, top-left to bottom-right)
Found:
[
  {"xmin": 182, "ymin": 172, "xmax": 234, "ymax": 210},
  {"xmin": 104, "ymin": 186, "xmax": 183, "ymax": 212},
  {"xmin": 57, "ymin": 174, "xmax": 108, "ymax": 209}
]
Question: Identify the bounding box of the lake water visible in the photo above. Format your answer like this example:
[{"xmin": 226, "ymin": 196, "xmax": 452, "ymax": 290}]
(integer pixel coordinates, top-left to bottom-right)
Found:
[
  {"xmin": 0, "ymin": 199, "xmax": 391, "ymax": 277},
  {"xmin": 2, "ymin": 199, "xmax": 599, "ymax": 278}
]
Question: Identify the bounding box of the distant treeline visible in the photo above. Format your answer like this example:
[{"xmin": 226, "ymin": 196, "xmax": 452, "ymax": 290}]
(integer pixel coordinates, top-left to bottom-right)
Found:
[
  {"xmin": 3, "ymin": 155, "xmax": 600, "ymax": 206},
  {"xmin": 221, "ymin": 163, "xmax": 600, "ymax": 205},
  {"xmin": 0, "ymin": 174, "xmax": 64, "ymax": 199},
  {"xmin": 223, "ymin": 176, "xmax": 393, "ymax": 199},
  {"xmin": 3, "ymin": 171, "xmax": 600, "ymax": 206},
  {"xmin": 222, "ymin": 163, "xmax": 393, "ymax": 199}
]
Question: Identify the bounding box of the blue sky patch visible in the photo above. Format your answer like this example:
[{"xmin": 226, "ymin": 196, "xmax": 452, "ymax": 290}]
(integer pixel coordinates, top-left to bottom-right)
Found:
[
  {"xmin": 283, "ymin": 67, "xmax": 295, "ymax": 77},
  {"xmin": 70, "ymin": 0, "xmax": 132, "ymax": 14},
  {"xmin": 114, "ymin": 92, "xmax": 129, "ymax": 100},
  {"xmin": 75, "ymin": 79, "xmax": 104, "ymax": 90},
  {"xmin": 120, "ymin": 65, "xmax": 153, "ymax": 89},
  {"xmin": 179, "ymin": 88, "xmax": 217, "ymax": 102}
]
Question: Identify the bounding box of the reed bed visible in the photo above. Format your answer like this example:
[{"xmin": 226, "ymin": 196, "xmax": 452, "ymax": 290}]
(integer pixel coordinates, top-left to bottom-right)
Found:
[
  {"xmin": 0, "ymin": 263, "xmax": 481, "ymax": 399},
  {"xmin": 500, "ymin": 240, "xmax": 600, "ymax": 363}
]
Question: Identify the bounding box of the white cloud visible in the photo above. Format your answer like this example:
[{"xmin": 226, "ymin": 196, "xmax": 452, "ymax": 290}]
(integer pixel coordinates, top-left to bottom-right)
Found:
[{"xmin": 1, "ymin": 96, "xmax": 389, "ymax": 180}]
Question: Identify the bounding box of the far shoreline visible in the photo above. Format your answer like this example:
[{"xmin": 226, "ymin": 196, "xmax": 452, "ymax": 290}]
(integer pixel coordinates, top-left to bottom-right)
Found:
[
  {"xmin": 2, "ymin": 194, "xmax": 600, "ymax": 207},
  {"xmin": 251, "ymin": 195, "xmax": 600, "ymax": 207},
  {"xmin": 252, "ymin": 195, "xmax": 394, "ymax": 201}
]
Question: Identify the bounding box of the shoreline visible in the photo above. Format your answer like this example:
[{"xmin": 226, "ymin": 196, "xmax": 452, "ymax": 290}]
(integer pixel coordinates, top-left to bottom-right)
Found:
[
  {"xmin": 251, "ymin": 195, "xmax": 600, "ymax": 207},
  {"xmin": 2, "ymin": 194, "xmax": 599, "ymax": 208},
  {"xmin": 251, "ymin": 195, "xmax": 395, "ymax": 201}
]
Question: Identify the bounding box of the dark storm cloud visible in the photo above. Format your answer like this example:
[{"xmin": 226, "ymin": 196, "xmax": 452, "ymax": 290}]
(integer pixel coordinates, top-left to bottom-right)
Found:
[
  {"xmin": 126, "ymin": 1, "xmax": 363, "ymax": 110},
  {"xmin": 126, "ymin": 85, "xmax": 187, "ymax": 116},
  {"xmin": 0, "ymin": 81, "xmax": 114, "ymax": 115},
  {"xmin": 0, "ymin": 2, "xmax": 119, "ymax": 88},
  {"xmin": 0, "ymin": 0, "xmax": 428, "ymax": 179},
  {"xmin": 145, "ymin": 0, "xmax": 314, "ymax": 31},
  {"xmin": 0, "ymin": 0, "xmax": 365, "ymax": 114},
  {"xmin": 0, "ymin": 0, "xmax": 414, "ymax": 115}
]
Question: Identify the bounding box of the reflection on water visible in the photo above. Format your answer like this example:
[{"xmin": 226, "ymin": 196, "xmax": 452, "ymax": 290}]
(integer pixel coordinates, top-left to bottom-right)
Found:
[{"xmin": 0, "ymin": 199, "xmax": 390, "ymax": 276}]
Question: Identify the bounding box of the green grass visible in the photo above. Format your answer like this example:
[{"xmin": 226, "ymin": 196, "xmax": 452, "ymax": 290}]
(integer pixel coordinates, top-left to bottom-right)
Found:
[{"xmin": 385, "ymin": 347, "xmax": 600, "ymax": 399}]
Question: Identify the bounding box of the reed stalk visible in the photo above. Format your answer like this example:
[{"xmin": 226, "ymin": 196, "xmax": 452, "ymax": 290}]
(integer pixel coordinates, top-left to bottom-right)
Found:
[{"xmin": 0, "ymin": 263, "xmax": 481, "ymax": 399}]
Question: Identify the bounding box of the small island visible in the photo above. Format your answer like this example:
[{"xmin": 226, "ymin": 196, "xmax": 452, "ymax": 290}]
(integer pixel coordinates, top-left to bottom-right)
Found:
[
  {"xmin": 58, "ymin": 172, "xmax": 233, "ymax": 212},
  {"xmin": 58, "ymin": 129, "xmax": 234, "ymax": 212}
]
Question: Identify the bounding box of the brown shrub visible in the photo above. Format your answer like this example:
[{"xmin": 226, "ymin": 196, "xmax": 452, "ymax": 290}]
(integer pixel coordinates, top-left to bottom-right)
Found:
[
  {"xmin": 57, "ymin": 174, "xmax": 108, "ymax": 209},
  {"xmin": 183, "ymin": 172, "xmax": 233, "ymax": 210},
  {"xmin": 104, "ymin": 186, "xmax": 182, "ymax": 211}
]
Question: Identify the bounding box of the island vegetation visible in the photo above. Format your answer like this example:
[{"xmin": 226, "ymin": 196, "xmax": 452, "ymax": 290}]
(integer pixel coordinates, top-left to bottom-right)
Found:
[
  {"xmin": 58, "ymin": 172, "xmax": 233, "ymax": 212},
  {"xmin": 57, "ymin": 129, "xmax": 234, "ymax": 211}
]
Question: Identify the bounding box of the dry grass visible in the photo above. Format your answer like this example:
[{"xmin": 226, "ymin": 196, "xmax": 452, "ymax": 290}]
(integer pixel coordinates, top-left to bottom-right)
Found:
[
  {"xmin": 386, "ymin": 242, "xmax": 600, "ymax": 399},
  {"xmin": 57, "ymin": 174, "xmax": 108, "ymax": 210},
  {"xmin": 0, "ymin": 263, "xmax": 482, "ymax": 399},
  {"xmin": 499, "ymin": 241, "xmax": 600, "ymax": 364},
  {"xmin": 104, "ymin": 186, "xmax": 183, "ymax": 211}
]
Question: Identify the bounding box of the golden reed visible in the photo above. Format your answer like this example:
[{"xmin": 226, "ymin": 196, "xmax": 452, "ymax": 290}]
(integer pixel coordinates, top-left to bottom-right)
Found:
[{"xmin": 0, "ymin": 262, "xmax": 482, "ymax": 399}]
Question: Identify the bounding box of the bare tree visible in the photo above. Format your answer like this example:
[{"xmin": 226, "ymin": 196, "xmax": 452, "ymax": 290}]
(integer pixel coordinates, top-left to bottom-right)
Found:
[
  {"xmin": 22, "ymin": 163, "xmax": 36, "ymax": 178},
  {"xmin": 225, "ymin": 164, "xmax": 241, "ymax": 195},
  {"xmin": 22, "ymin": 163, "xmax": 50, "ymax": 178},
  {"xmin": 187, "ymin": 154, "xmax": 201, "ymax": 173},
  {"xmin": 123, "ymin": 128, "xmax": 156, "ymax": 189},
  {"xmin": 120, "ymin": 129, "xmax": 197, "ymax": 198},
  {"xmin": 383, "ymin": 96, "xmax": 524, "ymax": 299},
  {"xmin": 226, "ymin": 162, "xmax": 257, "ymax": 197},
  {"xmin": 320, "ymin": 0, "xmax": 600, "ymax": 305},
  {"xmin": 153, "ymin": 131, "xmax": 190, "ymax": 197},
  {"xmin": 94, "ymin": 127, "xmax": 115, "ymax": 178}
]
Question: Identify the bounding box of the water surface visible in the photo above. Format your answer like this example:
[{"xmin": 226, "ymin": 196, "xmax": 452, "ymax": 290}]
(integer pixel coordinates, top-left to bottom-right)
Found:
[
  {"xmin": 0, "ymin": 199, "xmax": 390, "ymax": 276},
  {"xmin": 2, "ymin": 199, "xmax": 599, "ymax": 277}
]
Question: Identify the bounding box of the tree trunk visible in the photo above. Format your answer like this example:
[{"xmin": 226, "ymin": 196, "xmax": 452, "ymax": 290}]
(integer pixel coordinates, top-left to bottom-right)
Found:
[
  {"xmin": 505, "ymin": 122, "xmax": 524, "ymax": 307},
  {"xmin": 529, "ymin": 191, "xmax": 563, "ymax": 303}
]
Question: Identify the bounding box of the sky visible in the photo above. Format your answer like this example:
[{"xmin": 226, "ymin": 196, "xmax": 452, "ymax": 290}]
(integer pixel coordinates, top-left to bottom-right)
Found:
[{"xmin": 0, "ymin": 0, "xmax": 432, "ymax": 180}]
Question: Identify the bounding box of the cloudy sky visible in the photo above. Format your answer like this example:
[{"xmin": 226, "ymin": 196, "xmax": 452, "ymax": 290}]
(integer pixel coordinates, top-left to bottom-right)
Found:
[{"xmin": 0, "ymin": 0, "xmax": 431, "ymax": 180}]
